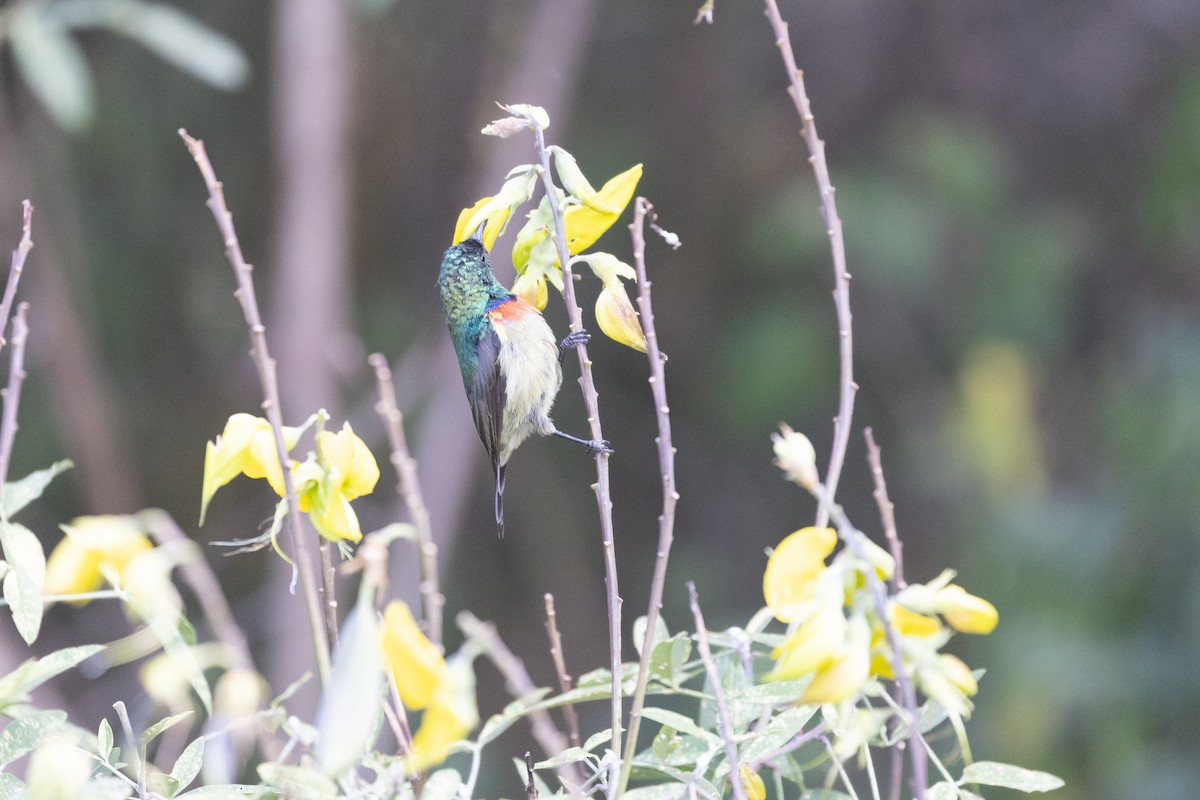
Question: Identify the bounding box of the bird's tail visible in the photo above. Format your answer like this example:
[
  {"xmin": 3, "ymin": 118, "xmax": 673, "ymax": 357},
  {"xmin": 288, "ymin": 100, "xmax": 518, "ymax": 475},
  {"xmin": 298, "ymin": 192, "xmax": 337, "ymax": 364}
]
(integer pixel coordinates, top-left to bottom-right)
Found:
[{"xmin": 495, "ymin": 463, "xmax": 506, "ymax": 538}]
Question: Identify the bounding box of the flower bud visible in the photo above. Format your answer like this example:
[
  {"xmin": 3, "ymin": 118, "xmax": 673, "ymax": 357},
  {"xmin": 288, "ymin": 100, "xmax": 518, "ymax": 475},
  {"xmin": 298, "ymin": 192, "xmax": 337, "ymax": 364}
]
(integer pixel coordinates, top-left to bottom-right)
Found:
[{"xmin": 772, "ymin": 424, "xmax": 818, "ymax": 489}]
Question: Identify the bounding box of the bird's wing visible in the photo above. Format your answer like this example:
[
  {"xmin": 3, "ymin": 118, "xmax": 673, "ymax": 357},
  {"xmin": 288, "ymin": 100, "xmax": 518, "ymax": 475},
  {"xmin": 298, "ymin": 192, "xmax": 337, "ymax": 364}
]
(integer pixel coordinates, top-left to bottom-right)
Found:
[{"xmin": 468, "ymin": 325, "xmax": 506, "ymax": 470}]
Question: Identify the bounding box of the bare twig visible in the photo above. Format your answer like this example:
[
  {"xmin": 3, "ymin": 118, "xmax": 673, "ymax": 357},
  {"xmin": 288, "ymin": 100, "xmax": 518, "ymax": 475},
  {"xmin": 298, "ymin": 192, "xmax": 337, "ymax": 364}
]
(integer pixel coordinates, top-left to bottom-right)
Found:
[
  {"xmin": 0, "ymin": 201, "xmax": 33, "ymax": 352},
  {"xmin": 748, "ymin": 721, "xmax": 828, "ymax": 769},
  {"xmin": 524, "ymin": 751, "xmax": 539, "ymax": 800},
  {"xmin": 810, "ymin": 483, "xmax": 926, "ymax": 800},
  {"xmin": 370, "ymin": 352, "xmax": 443, "ymax": 647},
  {"xmin": 319, "ymin": 541, "xmax": 340, "ymax": 650},
  {"xmin": 619, "ymin": 197, "xmax": 680, "ymax": 792},
  {"xmin": 762, "ymin": 0, "xmax": 857, "ymax": 529},
  {"xmin": 543, "ymin": 593, "xmax": 581, "ymax": 748},
  {"xmin": 864, "ymin": 428, "xmax": 904, "ymax": 589},
  {"xmin": 686, "ymin": 581, "xmax": 747, "ymax": 800},
  {"xmin": 178, "ymin": 129, "xmax": 332, "ymax": 683},
  {"xmin": 457, "ymin": 611, "xmax": 583, "ymax": 790},
  {"xmin": 532, "ymin": 124, "xmax": 623, "ymax": 761},
  {"xmin": 0, "ymin": 303, "xmax": 30, "ymax": 488}
]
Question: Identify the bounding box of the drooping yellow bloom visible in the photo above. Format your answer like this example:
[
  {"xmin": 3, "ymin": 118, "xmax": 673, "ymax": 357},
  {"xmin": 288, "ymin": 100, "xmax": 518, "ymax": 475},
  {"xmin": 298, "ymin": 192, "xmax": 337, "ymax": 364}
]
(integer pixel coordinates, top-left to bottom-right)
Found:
[
  {"xmin": 43, "ymin": 516, "xmax": 152, "ymax": 600},
  {"xmin": 739, "ymin": 765, "xmax": 766, "ymax": 800},
  {"xmin": 550, "ymin": 146, "xmax": 617, "ymax": 213},
  {"xmin": 407, "ymin": 654, "xmax": 479, "ymax": 776},
  {"xmin": 575, "ymin": 253, "xmax": 646, "ymax": 352},
  {"xmin": 201, "ymin": 413, "xmax": 305, "ymax": 523},
  {"xmin": 381, "ymin": 601, "xmax": 447, "ymax": 711},
  {"xmin": 293, "ymin": 423, "xmax": 380, "ymax": 543},
  {"xmin": 937, "ymin": 584, "xmax": 998, "ymax": 634},
  {"xmin": 511, "ymin": 164, "xmax": 643, "ymax": 273},
  {"xmin": 916, "ymin": 653, "xmax": 979, "ymax": 718},
  {"xmin": 891, "ymin": 603, "xmax": 942, "ymax": 638},
  {"xmin": 768, "ymin": 603, "xmax": 846, "ymax": 681},
  {"xmin": 797, "ymin": 615, "xmax": 871, "ymax": 705},
  {"xmin": 452, "ymin": 169, "xmax": 538, "ymax": 251},
  {"xmin": 763, "ymin": 527, "xmax": 838, "ymax": 623}
]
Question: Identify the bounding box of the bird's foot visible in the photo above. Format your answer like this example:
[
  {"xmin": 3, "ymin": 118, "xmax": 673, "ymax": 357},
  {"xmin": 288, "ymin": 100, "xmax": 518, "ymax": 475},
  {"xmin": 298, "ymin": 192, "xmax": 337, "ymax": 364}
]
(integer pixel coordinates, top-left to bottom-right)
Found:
[
  {"xmin": 585, "ymin": 438, "xmax": 614, "ymax": 456},
  {"xmin": 559, "ymin": 329, "xmax": 591, "ymax": 361}
]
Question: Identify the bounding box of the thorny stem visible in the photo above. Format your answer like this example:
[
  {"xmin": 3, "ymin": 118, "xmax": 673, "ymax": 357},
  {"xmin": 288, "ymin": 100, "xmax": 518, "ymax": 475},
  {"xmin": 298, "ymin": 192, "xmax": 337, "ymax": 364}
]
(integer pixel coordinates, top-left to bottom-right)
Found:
[
  {"xmin": 179, "ymin": 129, "xmax": 332, "ymax": 683},
  {"xmin": 0, "ymin": 201, "xmax": 33, "ymax": 353},
  {"xmin": 532, "ymin": 124, "xmax": 623, "ymax": 767},
  {"xmin": 543, "ymin": 593, "xmax": 581, "ymax": 748},
  {"xmin": 618, "ymin": 197, "xmax": 680, "ymax": 794},
  {"xmin": 687, "ymin": 581, "xmax": 748, "ymax": 800},
  {"xmin": 762, "ymin": 0, "xmax": 857, "ymax": 530},
  {"xmin": 0, "ymin": 303, "xmax": 30, "ymax": 489},
  {"xmin": 457, "ymin": 611, "xmax": 584, "ymax": 790},
  {"xmin": 370, "ymin": 352, "xmax": 443, "ymax": 646},
  {"xmin": 865, "ymin": 428, "xmax": 904, "ymax": 589},
  {"xmin": 812, "ymin": 482, "xmax": 927, "ymax": 800}
]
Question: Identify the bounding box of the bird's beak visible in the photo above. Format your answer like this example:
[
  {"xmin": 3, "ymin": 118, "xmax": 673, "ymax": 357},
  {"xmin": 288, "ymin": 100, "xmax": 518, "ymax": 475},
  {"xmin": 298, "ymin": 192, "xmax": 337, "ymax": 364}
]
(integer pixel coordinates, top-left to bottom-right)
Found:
[{"xmin": 468, "ymin": 220, "xmax": 487, "ymax": 244}]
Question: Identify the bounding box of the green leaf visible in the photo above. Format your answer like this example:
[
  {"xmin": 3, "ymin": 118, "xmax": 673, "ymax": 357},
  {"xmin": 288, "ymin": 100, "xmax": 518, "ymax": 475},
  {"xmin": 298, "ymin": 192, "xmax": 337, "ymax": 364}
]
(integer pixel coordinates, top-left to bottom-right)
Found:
[
  {"xmin": 418, "ymin": 768, "xmax": 463, "ymax": 800},
  {"xmin": 622, "ymin": 784, "xmax": 691, "ymax": 800},
  {"xmin": 632, "ymin": 613, "xmax": 670, "ymax": 658},
  {"xmin": 118, "ymin": 3, "xmax": 249, "ymax": 90},
  {"xmin": 960, "ymin": 761, "xmax": 1065, "ymax": 792},
  {"xmin": 648, "ymin": 632, "xmax": 692, "ymax": 687},
  {"xmin": 176, "ymin": 786, "xmax": 282, "ymax": 799},
  {"xmin": 533, "ymin": 746, "xmax": 591, "ymax": 770},
  {"xmin": 800, "ymin": 791, "xmax": 854, "ymax": 800},
  {"xmin": 270, "ymin": 671, "xmax": 313, "ymax": 709},
  {"xmin": 0, "ymin": 645, "xmax": 103, "ymax": 710},
  {"xmin": 928, "ymin": 782, "xmax": 959, "ymax": 800},
  {"xmin": 170, "ymin": 736, "xmax": 205, "ymax": 795},
  {"xmin": 8, "ymin": 6, "xmax": 93, "ymax": 132},
  {"xmin": 957, "ymin": 789, "xmax": 986, "ymax": 800},
  {"xmin": 257, "ymin": 763, "xmax": 337, "ymax": 800},
  {"xmin": 97, "ymin": 718, "xmax": 114, "ymax": 759},
  {"xmin": 727, "ymin": 705, "xmax": 819, "ymax": 773},
  {"xmin": 0, "ymin": 772, "xmax": 25, "ymax": 798},
  {"xmin": 0, "ymin": 709, "xmax": 67, "ymax": 767},
  {"xmin": 0, "ymin": 521, "xmax": 44, "ymax": 644},
  {"xmin": 640, "ymin": 707, "xmax": 721, "ymax": 745},
  {"xmin": 2, "ymin": 460, "xmax": 73, "ymax": 518},
  {"xmin": 131, "ymin": 600, "xmax": 212, "ymax": 714},
  {"xmin": 141, "ymin": 711, "xmax": 194, "ymax": 747},
  {"xmin": 147, "ymin": 772, "xmax": 181, "ymax": 798},
  {"xmin": 314, "ymin": 595, "xmax": 386, "ymax": 776},
  {"xmin": 583, "ymin": 727, "xmax": 615, "ymax": 753}
]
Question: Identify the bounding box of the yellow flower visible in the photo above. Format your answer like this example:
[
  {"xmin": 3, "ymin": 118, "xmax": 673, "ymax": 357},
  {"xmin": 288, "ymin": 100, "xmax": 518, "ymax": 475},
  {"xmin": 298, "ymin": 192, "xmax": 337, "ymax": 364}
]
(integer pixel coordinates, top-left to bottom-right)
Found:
[
  {"xmin": 768, "ymin": 603, "xmax": 845, "ymax": 681},
  {"xmin": 916, "ymin": 653, "xmax": 979, "ymax": 718},
  {"xmin": 43, "ymin": 516, "xmax": 153, "ymax": 600},
  {"xmin": 381, "ymin": 601, "xmax": 447, "ymax": 711},
  {"xmin": 407, "ymin": 654, "xmax": 479, "ymax": 775},
  {"xmin": 201, "ymin": 413, "xmax": 304, "ymax": 523},
  {"xmin": 550, "ymin": 146, "xmax": 617, "ymax": 212},
  {"xmin": 763, "ymin": 527, "xmax": 838, "ymax": 623},
  {"xmin": 797, "ymin": 616, "xmax": 870, "ymax": 705},
  {"xmin": 452, "ymin": 169, "xmax": 538, "ymax": 251},
  {"xmin": 511, "ymin": 164, "xmax": 643, "ymax": 273},
  {"xmin": 739, "ymin": 765, "xmax": 766, "ymax": 800},
  {"xmin": 892, "ymin": 602, "xmax": 941, "ymax": 638},
  {"xmin": 575, "ymin": 253, "xmax": 646, "ymax": 352},
  {"xmin": 938, "ymin": 584, "xmax": 998, "ymax": 634},
  {"xmin": 294, "ymin": 422, "xmax": 380, "ymax": 543},
  {"xmin": 512, "ymin": 270, "xmax": 548, "ymax": 310}
]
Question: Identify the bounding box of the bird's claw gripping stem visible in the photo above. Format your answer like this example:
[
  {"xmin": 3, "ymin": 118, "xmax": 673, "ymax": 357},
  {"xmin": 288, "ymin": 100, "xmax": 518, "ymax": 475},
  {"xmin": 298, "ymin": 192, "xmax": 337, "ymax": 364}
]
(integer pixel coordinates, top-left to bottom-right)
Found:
[
  {"xmin": 585, "ymin": 438, "xmax": 613, "ymax": 456},
  {"xmin": 559, "ymin": 329, "xmax": 591, "ymax": 361}
]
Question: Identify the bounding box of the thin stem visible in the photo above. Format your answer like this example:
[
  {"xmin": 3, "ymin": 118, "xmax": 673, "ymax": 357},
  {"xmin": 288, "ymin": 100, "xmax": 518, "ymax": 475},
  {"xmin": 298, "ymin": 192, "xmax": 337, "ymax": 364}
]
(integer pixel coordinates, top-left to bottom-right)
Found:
[
  {"xmin": 686, "ymin": 581, "xmax": 747, "ymax": 800},
  {"xmin": 0, "ymin": 201, "xmax": 33, "ymax": 353},
  {"xmin": 0, "ymin": 303, "xmax": 30, "ymax": 488},
  {"xmin": 811, "ymin": 483, "xmax": 926, "ymax": 800},
  {"xmin": 369, "ymin": 352, "xmax": 443, "ymax": 647},
  {"xmin": 543, "ymin": 592, "xmax": 581, "ymax": 748},
  {"xmin": 178, "ymin": 129, "xmax": 331, "ymax": 683},
  {"xmin": 319, "ymin": 540, "xmax": 340, "ymax": 650},
  {"xmin": 457, "ymin": 611, "xmax": 583, "ymax": 790},
  {"xmin": 822, "ymin": 737, "xmax": 861, "ymax": 800},
  {"xmin": 532, "ymin": 124, "xmax": 622, "ymax": 764},
  {"xmin": 762, "ymin": 0, "xmax": 857, "ymax": 529},
  {"xmin": 748, "ymin": 721, "xmax": 827, "ymax": 768},
  {"xmin": 864, "ymin": 428, "xmax": 904, "ymax": 589},
  {"xmin": 619, "ymin": 196, "xmax": 680, "ymax": 793}
]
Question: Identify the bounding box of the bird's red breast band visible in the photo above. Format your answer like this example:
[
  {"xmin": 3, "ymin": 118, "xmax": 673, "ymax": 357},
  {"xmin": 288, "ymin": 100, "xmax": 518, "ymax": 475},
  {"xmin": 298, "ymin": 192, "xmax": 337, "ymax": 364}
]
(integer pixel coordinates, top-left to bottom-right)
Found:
[{"xmin": 487, "ymin": 297, "xmax": 535, "ymax": 323}]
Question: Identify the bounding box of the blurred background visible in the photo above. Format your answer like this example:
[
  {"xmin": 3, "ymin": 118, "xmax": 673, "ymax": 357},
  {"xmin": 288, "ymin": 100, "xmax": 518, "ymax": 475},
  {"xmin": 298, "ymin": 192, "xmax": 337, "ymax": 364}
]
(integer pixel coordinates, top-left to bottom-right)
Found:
[{"xmin": 0, "ymin": 0, "xmax": 1198, "ymax": 797}]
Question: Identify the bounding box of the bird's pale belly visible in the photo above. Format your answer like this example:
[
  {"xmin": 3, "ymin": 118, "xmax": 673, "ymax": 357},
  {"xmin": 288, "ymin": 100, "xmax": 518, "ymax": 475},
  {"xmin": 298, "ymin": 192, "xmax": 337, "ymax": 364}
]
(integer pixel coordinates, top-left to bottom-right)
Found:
[{"xmin": 492, "ymin": 313, "xmax": 562, "ymax": 464}]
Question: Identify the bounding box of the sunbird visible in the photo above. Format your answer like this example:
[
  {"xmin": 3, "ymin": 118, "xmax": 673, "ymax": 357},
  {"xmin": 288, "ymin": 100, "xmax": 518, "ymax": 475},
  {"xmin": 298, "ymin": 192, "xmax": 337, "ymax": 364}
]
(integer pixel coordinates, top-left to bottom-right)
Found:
[{"xmin": 438, "ymin": 227, "xmax": 610, "ymax": 537}]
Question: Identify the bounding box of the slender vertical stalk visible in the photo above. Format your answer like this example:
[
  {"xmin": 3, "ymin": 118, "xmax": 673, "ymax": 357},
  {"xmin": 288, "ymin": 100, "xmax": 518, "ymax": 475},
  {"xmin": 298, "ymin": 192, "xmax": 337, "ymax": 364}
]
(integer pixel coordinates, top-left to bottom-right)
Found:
[
  {"xmin": 618, "ymin": 197, "xmax": 680, "ymax": 793},
  {"xmin": 762, "ymin": 0, "xmax": 857, "ymax": 529},
  {"xmin": 369, "ymin": 353, "xmax": 443, "ymax": 646},
  {"xmin": 0, "ymin": 201, "xmax": 33, "ymax": 353},
  {"xmin": 179, "ymin": 129, "xmax": 332, "ymax": 683},
  {"xmin": 0, "ymin": 303, "xmax": 30, "ymax": 487},
  {"xmin": 687, "ymin": 581, "xmax": 747, "ymax": 800},
  {"xmin": 543, "ymin": 593, "xmax": 581, "ymax": 748},
  {"xmin": 531, "ymin": 124, "xmax": 623, "ymax": 764},
  {"xmin": 864, "ymin": 428, "xmax": 904, "ymax": 589}
]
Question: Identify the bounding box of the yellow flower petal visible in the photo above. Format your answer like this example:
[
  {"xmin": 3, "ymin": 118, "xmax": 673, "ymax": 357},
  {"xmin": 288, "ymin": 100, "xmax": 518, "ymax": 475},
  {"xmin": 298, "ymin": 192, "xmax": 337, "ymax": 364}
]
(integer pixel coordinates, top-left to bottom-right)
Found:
[
  {"xmin": 595, "ymin": 285, "xmax": 647, "ymax": 352},
  {"xmin": 891, "ymin": 603, "xmax": 941, "ymax": 638},
  {"xmin": 310, "ymin": 493, "xmax": 363, "ymax": 543},
  {"xmin": 763, "ymin": 527, "xmax": 838, "ymax": 623},
  {"xmin": 512, "ymin": 271, "xmax": 548, "ymax": 310},
  {"xmin": 561, "ymin": 164, "xmax": 642, "ymax": 255},
  {"xmin": 740, "ymin": 765, "xmax": 766, "ymax": 800},
  {"xmin": 767, "ymin": 604, "xmax": 845, "ymax": 681},
  {"xmin": 43, "ymin": 516, "xmax": 153, "ymax": 601},
  {"xmin": 938, "ymin": 584, "xmax": 998, "ymax": 634},
  {"xmin": 551, "ymin": 146, "xmax": 616, "ymax": 213},
  {"xmin": 381, "ymin": 601, "xmax": 447, "ymax": 711},
  {"xmin": 797, "ymin": 617, "xmax": 870, "ymax": 705},
  {"xmin": 318, "ymin": 423, "xmax": 380, "ymax": 500}
]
